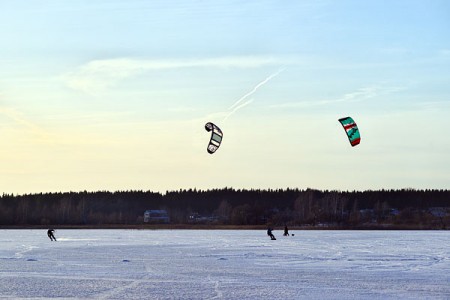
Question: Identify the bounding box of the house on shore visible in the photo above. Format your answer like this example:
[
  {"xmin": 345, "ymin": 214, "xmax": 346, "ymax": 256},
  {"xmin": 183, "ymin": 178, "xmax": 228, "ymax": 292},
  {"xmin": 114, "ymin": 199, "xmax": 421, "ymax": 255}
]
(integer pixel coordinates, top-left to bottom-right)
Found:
[{"xmin": 144, "ymin": 210, "xmax": 170, "ymax": 223}]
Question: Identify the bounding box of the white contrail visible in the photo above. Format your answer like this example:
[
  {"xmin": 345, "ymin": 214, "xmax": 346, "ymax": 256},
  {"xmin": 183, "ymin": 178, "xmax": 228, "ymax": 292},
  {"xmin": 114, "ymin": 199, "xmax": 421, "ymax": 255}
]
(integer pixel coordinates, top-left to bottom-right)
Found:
[
  {"xmin": 228, "ymin": 68, "xmax": 284, "ymax": 111},
  {"xmin": 64, "ymin": 56, "xmax": 279, "ymax": 94},
  {"xmin": 223, "ymin": 99, "xmax": 254, "ymax": 121}
]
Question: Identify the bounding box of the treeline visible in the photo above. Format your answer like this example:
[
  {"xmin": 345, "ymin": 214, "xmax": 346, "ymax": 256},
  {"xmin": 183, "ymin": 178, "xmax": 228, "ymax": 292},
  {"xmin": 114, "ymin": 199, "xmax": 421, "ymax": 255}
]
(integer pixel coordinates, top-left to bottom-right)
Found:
[{"xmin": 0, "ymin": 188, "xmax": 449, "ymax": 228}]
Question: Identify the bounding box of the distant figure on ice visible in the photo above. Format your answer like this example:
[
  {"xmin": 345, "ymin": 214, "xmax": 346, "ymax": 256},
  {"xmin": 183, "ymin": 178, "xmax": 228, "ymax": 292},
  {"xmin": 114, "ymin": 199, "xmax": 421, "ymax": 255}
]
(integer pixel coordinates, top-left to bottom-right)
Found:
[
  {"xmin": 267, "ymin": 227, "xmax": 276, "ymax": 240},
  {"xmin": 283, "ymin": 225, "xmax": 289, "ymax": 236},
  {"xmin": 47, "ymin": 229, "xmax": 56, "ymax": 241}
]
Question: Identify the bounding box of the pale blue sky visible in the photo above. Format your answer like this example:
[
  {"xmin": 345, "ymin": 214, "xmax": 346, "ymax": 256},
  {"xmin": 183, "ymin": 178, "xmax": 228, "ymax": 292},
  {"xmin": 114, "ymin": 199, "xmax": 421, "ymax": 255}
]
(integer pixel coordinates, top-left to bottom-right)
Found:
[{"xmin": 1, "ymin": 0, "xmax": 449, "ymax": 194}]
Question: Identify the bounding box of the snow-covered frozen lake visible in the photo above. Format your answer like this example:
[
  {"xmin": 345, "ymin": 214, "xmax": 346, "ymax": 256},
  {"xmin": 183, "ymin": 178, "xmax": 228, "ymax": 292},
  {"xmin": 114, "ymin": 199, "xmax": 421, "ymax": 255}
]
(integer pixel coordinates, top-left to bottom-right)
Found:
[{"xmin": 0, "ymin": 230, "xmax": 449, "ymax": 299}]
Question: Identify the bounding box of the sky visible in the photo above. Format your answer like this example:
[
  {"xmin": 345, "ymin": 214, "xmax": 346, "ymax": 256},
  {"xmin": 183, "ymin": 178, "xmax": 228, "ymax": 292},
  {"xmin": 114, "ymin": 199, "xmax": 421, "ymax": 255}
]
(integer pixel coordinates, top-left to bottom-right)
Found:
[{"xmin": 1, "ymin": 0, "xmax": 449, "ymax": 194}]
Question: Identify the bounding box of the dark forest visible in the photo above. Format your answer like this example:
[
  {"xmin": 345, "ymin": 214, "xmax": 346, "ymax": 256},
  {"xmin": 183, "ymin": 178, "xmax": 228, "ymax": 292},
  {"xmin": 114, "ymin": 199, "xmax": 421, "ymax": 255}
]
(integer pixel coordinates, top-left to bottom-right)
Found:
[{"xmin": 1, "ymin": 188, "xmax": 449, "ymax": 229}]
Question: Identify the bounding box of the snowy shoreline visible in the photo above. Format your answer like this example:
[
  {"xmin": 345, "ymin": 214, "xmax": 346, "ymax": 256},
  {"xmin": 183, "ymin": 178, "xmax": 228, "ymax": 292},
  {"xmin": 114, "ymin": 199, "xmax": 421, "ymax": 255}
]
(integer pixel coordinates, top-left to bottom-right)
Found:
[{"xmin": 0, "ymin": 224, "xmax": 447, "ymax": 230}]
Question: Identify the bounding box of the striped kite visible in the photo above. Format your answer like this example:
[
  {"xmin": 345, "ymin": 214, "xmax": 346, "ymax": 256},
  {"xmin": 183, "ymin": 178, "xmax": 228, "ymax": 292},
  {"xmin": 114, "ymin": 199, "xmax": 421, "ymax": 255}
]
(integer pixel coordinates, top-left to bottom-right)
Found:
[
  {"xmin": 205, "ymin": 122, "xmax": 223, "ymax": 154},
  {"xmin": 338, "ymin": 117, "xmax": 360, "ymax": 147}
]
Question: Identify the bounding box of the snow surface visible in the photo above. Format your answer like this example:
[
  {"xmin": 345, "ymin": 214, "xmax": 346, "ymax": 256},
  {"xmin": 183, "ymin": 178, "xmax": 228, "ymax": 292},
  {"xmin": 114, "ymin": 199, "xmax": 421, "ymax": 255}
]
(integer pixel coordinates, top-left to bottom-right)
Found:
[{"xmin": 0, "ymin": 230, "xmax": 449, "ymax": 299}]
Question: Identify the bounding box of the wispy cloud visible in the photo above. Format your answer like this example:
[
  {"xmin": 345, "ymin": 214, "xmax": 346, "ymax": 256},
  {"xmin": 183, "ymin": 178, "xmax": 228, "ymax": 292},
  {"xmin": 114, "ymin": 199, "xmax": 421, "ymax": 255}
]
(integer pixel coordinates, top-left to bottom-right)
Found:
[
  {"xmin": 63, "ymin": 56, "xmax": 282, "ymax": 94},
  {"xmin": 414, "ymin": 100, "xmax": 450, "ymax": 110},
  {"xmin": 167, "ymin": 106, "xmax": 198, "ymax": 113},
  {"xmin": 270, "ymin": 86, "xmax": 404, "ymax": 109},
  {"xmin": 0, "ymin": 107, "xmax": 50, "ymax": 139}
]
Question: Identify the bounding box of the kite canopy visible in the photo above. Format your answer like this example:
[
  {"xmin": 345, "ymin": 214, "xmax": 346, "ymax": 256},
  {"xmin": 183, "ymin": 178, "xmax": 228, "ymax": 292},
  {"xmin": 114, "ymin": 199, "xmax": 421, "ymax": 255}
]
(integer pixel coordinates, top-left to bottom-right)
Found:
[
  {"xmin": 205, "ymin": 122, "xmax": 223, "ymax": 154},
  {"xmin": 338, "ymin": 117, "xmax": 360, "ymax": 147}
]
